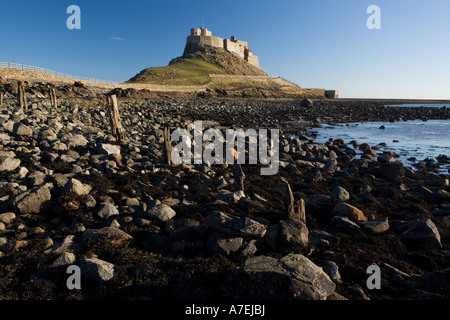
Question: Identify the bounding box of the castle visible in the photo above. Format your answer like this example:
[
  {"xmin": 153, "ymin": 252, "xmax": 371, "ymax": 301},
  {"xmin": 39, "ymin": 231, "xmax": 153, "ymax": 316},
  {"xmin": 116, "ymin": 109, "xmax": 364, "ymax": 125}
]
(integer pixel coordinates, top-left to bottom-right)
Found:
[{"xmin": 184, "ymin": 27, "xmax": 260, "ymax": 68}]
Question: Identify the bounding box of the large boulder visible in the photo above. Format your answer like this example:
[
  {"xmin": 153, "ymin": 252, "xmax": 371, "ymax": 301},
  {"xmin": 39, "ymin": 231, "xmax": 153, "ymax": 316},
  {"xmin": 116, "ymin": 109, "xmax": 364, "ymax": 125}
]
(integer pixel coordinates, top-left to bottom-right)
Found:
[
  {"xmin": 221, "ymin": 254, "xmax": 336, "ymax": 300},
  {"xmin": 278, "ymin": 218, "xmax": 309, "ymax": 250},
  {"xmin": 206, "ymin": 211, "xmax": 266, "ymax": 238},
  {"xmin": 12, "ymin": 184, "xmax": 52, "ymax": 214},
  {"xmin": 401, "ymin": 218, "xmax": 442, "ymax": 248},
  {"xmin": 378, "ymin": 161, "xmax": 405, "ymax": 181}
]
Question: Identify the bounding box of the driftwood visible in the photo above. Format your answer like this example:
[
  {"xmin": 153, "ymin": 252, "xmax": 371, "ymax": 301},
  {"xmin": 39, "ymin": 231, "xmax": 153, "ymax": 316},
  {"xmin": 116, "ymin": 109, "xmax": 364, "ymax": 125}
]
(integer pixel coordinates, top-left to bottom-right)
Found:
[
  {"xmin": 108, "ymin": 94, "xmax": 125, "ymax": 144},
  {"xmin": 163, "ymin": 126, "xmax": 172, "ymax": 166},
  {"xmin": 281, "ymin": 177, "xmax": 306, "ymax": 223}
]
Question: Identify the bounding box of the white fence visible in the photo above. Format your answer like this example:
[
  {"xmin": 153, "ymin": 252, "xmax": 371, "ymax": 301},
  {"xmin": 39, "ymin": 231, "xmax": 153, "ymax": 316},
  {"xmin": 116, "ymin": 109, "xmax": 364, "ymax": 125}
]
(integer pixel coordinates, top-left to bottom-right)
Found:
[{"xmin": 0, "ymin": 61, "xmax": 119, "ymax": 85}]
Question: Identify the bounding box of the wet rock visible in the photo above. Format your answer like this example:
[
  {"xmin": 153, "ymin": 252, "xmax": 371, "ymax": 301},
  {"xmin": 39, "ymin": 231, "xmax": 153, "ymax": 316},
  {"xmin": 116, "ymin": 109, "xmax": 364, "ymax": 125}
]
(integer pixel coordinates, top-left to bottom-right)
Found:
[
  {"xmin": 326, "ymin": 216, "xmax": 360, "ymax": 234},
  {"xmin": 206, "ymin": 211, "xmax": 266, "ymax": 238},
  {"xmin": 12, "ymin": 183, "xmax": 52, "ymax": 214},
  {"xmin": 80, "ymin": 257, "xmax": 114, "ymax": 283},
  {"xmin": 378, "ymin": 161, "xmax": 405, "ymax": 181},
  {"xmin": 278, "ymin": 218, "xmax": 309, "ymax": 250},
  {"xmin": 358, "ymin": 217, "xmax": 389, "ymax": 234},
  {"xmin": 207, "ymin": 233, "xmax": 243, "ymax": 255},
  {"xmin": 0, "ymin": 156, "xmax": 21, "ymax": 172},
  {"xmin": 221, "ymin": 254, "xmax": 336, "ymax": 300},
  {"xmin": 401, "ymin": 218, "xmax": 442, "ymax": 248},
  {"xmin": 96, "ymin": 202, "xmax": 119, "ymax": 219},
  {"xmin": 146, "ymin": 204, "xmax": 176, "ymax": 222},
  {"xmin": 329, "ymin": 186, "xmax": 350, "ymax": 201},
  {"xmin": 332, "ymin": 203, "xmax": 368, "ymax": 222}
]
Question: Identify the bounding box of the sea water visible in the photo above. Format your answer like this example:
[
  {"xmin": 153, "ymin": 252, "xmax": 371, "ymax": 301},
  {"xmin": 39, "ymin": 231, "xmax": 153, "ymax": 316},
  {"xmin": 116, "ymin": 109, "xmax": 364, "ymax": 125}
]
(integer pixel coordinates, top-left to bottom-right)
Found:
[{"xmin": 309, "ymin": 119, "xmax": 450, "ymax": 173}]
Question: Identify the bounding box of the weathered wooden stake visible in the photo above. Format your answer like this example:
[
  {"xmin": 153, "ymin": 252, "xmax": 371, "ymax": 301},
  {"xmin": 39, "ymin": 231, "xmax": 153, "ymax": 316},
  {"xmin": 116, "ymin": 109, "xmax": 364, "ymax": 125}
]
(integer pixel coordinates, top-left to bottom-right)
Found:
[
  {"xmin": 163, "ymin": 126, "xmax": 172, "ymax": 166},
  {"xmin": 0, "ymin": 92, "xmax": 3, "ymax": 107},
  {"xmin": 233, "ymin": 164, "xmax": 245, "ymax": 192},
  {"xmin": 108, "ymin": 94, "xmax": 125, "ymax": 144},
  {"xmin": 17, "ymin": 81, "xmax": 24, "ymax": 110},
  {"xmin": 49, "ymin": 88, "xmax": 57, "ymax": 108},
  {"xmin": 281, "ymin": 177, "xmax": 306, "ymax": 223}
]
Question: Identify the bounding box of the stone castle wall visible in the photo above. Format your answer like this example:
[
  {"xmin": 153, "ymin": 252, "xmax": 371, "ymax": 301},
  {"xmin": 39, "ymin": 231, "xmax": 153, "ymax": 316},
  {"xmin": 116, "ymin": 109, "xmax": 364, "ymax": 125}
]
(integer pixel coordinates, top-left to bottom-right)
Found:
[{"xmin": 186, "ymin": 28, "xmax": 260, "ymax": 68}]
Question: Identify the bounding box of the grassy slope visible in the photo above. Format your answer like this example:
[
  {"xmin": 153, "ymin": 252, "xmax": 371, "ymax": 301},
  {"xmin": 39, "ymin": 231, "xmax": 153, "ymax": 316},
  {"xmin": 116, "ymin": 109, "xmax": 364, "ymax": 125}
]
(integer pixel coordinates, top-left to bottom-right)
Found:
[{"xmin": 127, "ymin": 59, "xmax": 226, "ymax": 86}]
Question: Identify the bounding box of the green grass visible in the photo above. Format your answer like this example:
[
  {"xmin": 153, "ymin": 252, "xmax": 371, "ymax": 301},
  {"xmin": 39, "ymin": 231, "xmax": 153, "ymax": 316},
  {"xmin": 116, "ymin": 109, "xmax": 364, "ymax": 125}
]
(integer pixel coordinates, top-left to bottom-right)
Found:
[{"xmin": 127, "ymin": 59, "xmax": 226, "ymax": 86}]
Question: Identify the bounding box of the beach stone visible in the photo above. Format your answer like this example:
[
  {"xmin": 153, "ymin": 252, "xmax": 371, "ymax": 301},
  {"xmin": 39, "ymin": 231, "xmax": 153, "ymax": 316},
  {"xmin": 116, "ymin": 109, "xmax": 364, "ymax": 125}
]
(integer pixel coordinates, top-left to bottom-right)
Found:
[
  {"xmin": 278, "ymin": 218, "xmax": 309, "ymax": 250},
  {"xmin": 0, "ymin": 223, "xmax": 4, "ymax": 231},
  {"xmin": 146, "ymin": 204, "xmax": 176, "ymax": 222},
  {"xmin": 81, "ymin": 227, "xmax": 132, "ymax": 246},
  {"xmin": 96, "ymin": 202, "xmax": 119, "ymax": 219},
  {"xmin": 207, "ymin": 233, "xmax": 243, "ymax": 255},
  {"xmin": 13, "ymin": 123, "xmax": 33, "ymax": 136},
  {"xmin": 62, "ymin": 178, "xmax": 92, "ymax": 196},
  {"xmin": 80, "ymin": 257, "xmax": 114, "ymax": 283},
  {"xmin": 300, "ymin": 98, "xmax": 313, "ymax": 108},
  {"xmin": 51, "ymin": 235, "xmax": 81, "ymax": 255},
  {"xmin": 12, "ymin": 184, "xmax": 52, "ymax": 214},
  {"xmin": 309, "ymin": 169, "xmax": 323, "ymax": 183},
  {"xmin": 51, "ymin": 252, "xmax": 76, "ymax": 267},
  {"xmin": 62, "ymin": 133, "xmax": 88, "ymax": 148},
  {"xmin": 83, "ymin": 194, "xmax": 97, "ymax": 208},
  {"xmin": 358, "ymin": 217, "xmax": 389, "ymax": 234},
  {"xmin": 0, "ymin": 212, "xmax": 16, "ymax": 224},
  {"xmin": 326, "ymin": 216, "xmax": 360, "ymax": 234},
  {"xmin": 401, "ymin": 218, "xmax": 442, "ymax": 248},
  {"xmin": 316, "ymin": 260, "xmax": 342, "ymax": 283},
  {"xmin": 329, "ymin": 186, "xmax": 350, "ymax": 201},
  {"xmin": 378, "ymin": 161, "xmax": 405, "ymax": 181},
  {"xmin": 96, "ymin": 143, "xmax": 121, "ymax": 155},
  {"xmin": 0, "ymin": 156, "xmax": 21, "ymax": 172},
  {"xmin": 332, "ymin": 203, "xmax": 368, "ymax": 222},
  {"xmin": 215, "ymin": 190, "xmax": 245, "ymax": 203},
  {"xmin": 220, "ymin": 253, "xmax": 336, "ymax": 300},
  {"xmin": 206, "ymin": 211, "xmax": 266, "ymax": 238}
]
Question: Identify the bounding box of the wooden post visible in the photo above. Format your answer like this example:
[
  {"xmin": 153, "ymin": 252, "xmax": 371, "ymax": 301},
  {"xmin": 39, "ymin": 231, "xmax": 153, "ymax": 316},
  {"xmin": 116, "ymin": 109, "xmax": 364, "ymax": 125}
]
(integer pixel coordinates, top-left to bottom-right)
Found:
[
  {"xmin": 163, "ymin": 126, "xmax": 172, "ymax": 166},
  {"xmin": 17, "ymin": 81, "xmax": 24, "ymax": 110},
  {"xmin": 108, "ymin": 94, "xmax": 125, "ymax": 144},
  {"xmin": 49, "ymin": 88, "xmax": 57, "ymax": 108},
  {"xmin": 0, "ymin": 92, "xmax": 3, "ymax": 107},
  {"xmin": 233, "ymin": 164, "xmax": 245, "ymax": 192},
  {"xmin": 281, "ymin": 177, "xmax": 306, "ymax": 224}
]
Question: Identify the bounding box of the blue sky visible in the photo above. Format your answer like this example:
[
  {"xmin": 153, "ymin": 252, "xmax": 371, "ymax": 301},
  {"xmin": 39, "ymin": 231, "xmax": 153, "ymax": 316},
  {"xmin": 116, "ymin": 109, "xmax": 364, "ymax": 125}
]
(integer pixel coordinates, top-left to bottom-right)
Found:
[{"xmin": 0, "ymin": 0, "xmax": 449, "ymax": 99}]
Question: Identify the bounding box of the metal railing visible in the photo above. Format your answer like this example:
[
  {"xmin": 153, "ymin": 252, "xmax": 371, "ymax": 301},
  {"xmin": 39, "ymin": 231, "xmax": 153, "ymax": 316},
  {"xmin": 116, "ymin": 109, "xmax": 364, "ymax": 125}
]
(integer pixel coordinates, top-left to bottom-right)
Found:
[{"xmin": 0, "ymin": 61, "xmax": 119, "ymax": 84}]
